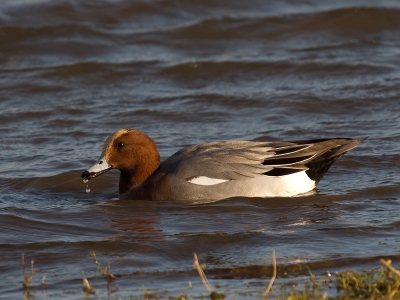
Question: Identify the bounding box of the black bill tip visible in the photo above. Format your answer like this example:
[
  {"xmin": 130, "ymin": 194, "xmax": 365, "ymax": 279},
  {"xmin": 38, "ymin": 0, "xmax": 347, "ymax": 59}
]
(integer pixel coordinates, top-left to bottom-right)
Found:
[
  {"xmin": 81, "ymin": 170, "xmax": 92, "ymax": 180},
  {"xmin": 81, "ymin": 166, "xmax": 112, "ymax": 180}
]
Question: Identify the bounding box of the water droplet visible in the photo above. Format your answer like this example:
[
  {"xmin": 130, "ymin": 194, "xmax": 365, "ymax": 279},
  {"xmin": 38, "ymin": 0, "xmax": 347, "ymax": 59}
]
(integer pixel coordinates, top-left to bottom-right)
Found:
[{"xmin": 83, "ymin": 179, "xmax": 90, "ymax": 193}]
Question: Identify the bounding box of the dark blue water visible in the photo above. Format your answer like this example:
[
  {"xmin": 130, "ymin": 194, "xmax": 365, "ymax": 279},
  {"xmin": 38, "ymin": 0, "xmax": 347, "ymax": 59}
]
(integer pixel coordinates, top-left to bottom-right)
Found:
[{"xmin": 1, "ymin": 0, "xmax": 400, "ymax": 298}]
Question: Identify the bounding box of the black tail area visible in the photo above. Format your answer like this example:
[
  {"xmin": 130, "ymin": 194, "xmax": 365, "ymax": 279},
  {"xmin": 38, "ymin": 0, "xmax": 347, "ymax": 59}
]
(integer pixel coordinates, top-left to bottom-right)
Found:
[
  {"xmin": 305, "ymin": 138, "xmax": 366, "ymax": 183},
  {"xmin": 262, "ymin": 137, "xmax": 366, "ymax": 182},
  {"xmin": 305, "ymin": 146, "xmax": 343, "ymax": 182}
]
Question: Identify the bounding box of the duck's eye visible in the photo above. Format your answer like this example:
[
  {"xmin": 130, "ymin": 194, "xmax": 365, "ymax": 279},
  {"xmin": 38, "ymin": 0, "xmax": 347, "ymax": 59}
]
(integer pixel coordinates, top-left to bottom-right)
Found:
[{"xmin": 116, "ymin": 141, "xmax": 125, "ymax": 150}]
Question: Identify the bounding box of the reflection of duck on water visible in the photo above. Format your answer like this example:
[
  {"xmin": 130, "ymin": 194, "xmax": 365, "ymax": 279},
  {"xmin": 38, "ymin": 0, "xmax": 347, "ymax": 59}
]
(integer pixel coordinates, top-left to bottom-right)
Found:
[{"xmin": 97, "ymin": 200, "xmax": 164, "ymax": 239}]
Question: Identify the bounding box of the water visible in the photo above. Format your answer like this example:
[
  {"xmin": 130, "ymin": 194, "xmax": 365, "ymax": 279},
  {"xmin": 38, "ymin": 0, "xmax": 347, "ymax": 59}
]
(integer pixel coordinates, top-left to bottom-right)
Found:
[{"xmin": 1, "ymin": 0, "xmax": 400, "ymax": 298}]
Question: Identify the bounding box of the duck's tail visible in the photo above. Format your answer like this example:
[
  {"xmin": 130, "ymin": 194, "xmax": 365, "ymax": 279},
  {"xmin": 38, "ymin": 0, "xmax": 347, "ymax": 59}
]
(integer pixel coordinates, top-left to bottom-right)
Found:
[
  {"xmin": 262, "ymin": 137, "xmax": 366, "ymax": 182},
  {"xmin": 303, "ymin": 137, "xmax": 367, "ymax": 183}
]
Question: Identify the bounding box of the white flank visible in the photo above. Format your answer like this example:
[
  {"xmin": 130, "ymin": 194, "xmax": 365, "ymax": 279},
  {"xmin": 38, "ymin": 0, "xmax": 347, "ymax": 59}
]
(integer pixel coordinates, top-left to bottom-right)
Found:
[
  {"xmin": 87, "ymin": 156, "xmax": 112, "ymax": 173},
  {"xmin": 188, "ymin": 176, "xmax": 229, "ymax": 186},
  {"xmin": 269, "ymin": 171, "xmax": 315, "ymax": 197}
]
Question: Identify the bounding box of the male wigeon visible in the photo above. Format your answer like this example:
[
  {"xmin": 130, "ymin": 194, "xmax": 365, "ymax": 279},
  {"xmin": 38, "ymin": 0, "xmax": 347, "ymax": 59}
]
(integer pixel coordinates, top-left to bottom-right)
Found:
[{"xmin": 81, "ymin": 129, "xmax": 365, "ymax": 202}]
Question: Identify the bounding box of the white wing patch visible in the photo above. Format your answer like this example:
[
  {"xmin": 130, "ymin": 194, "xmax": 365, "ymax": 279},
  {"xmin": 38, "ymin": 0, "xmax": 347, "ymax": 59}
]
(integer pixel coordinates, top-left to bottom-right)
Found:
[{"xmin": 188, "ymin": 176, "xmax": 229, "ymax": 186}]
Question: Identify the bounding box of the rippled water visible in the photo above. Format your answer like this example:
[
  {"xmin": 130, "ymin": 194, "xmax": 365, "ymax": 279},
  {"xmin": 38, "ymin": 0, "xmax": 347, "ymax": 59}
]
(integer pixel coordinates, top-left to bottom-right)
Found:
[{"xmin": 1, "ymin": 0, "xmax": 400, "ymax": 298}]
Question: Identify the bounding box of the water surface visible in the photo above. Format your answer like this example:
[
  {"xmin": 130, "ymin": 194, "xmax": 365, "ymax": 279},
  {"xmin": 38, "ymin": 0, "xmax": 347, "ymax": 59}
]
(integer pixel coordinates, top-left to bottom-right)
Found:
[{"xmin": 1, "ymin": 0, "xmax": 400, "ymax": 298}]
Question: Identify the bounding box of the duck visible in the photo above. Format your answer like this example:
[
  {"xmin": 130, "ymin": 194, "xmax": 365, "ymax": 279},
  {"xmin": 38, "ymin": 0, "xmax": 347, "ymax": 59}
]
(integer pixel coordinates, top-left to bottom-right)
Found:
[{"xmin": 81, "ymin": 129, "xmax": 365, "ymax": 202}]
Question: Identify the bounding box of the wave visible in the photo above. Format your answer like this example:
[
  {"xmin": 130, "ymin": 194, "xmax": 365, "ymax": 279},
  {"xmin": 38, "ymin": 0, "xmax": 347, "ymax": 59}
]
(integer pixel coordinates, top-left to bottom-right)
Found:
[
  {"xmin": 2, "ymin": 5, "xmax": 400, "ymax": 42},
  {"xmin": 0, "ymin": 170, "xmax": 118, "ymax": 194},
  {"xmin": 159, "ymin": 60, "xmax": 389, "ymax": 79},
  {"xmin": 163, "ymin": 6, "xmax": 400, "ymax": 39}
]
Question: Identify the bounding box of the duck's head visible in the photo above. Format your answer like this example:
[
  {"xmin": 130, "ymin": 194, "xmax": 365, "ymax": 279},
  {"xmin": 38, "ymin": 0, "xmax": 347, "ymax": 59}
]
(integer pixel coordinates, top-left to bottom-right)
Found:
[{"xmin": 81, "ymin": 129, "xmax": 160, "ymax": 193}]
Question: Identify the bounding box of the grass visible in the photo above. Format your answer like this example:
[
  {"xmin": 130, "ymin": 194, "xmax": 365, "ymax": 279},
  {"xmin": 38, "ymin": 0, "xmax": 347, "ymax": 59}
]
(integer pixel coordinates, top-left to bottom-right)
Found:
[
  {"xmin": 273, "ymin": 259, "xmax": 400, "ymax": 300},
  {"xmin": 22, "ymin": 253, "xmax": 36, "ymax": 288},
  {"xmin": 19, "ymin": 252, "xmax": 400, "ymax": 300}
]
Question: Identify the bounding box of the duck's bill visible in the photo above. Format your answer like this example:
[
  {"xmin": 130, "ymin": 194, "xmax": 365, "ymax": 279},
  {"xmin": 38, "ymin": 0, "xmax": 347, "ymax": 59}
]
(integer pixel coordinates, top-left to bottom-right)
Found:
[{"xmin": 81, "ymin": 156, "xmax": 112, "ymax": 180}]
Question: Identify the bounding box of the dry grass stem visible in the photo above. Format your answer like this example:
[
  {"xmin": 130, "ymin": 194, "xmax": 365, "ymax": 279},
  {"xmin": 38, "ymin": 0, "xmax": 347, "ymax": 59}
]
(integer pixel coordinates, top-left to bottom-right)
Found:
[
  {"xmin": 41, "ymin": 276, "xmax": 47, "ymax": 286},
  {"xmin": 262, "ymin": 249, "xmax": 276, "ymax": 297},
  {"xmin": 82, "ymin": 278, "xmax": 96, "ymax": 295},
  {"xmin": 22, "ymin": 253, "xmax": 36, "ymax": 288},
  {"xmin": 107, "ymin": 282, "xmax": 119, "ymax": 295},
  {"xmin": 193, "ymin": 252, "xmax": 214, "ymax": 293},
  {"xmin": 90, "ymin": 251, "xmax": 115, "ymax": 282},
  {"xmin": 380, "ymin": 259, "xmax": 400, "ymax": 277}
]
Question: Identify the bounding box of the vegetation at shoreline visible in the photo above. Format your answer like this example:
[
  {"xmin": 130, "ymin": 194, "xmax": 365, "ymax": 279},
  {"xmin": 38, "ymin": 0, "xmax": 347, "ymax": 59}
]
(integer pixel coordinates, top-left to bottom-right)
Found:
[
  {"xmin": 21, "ymin": 252, "xmax": 400, "ymax": 300},
  {"xmin": 273, "ymin": 260, "xmax": 400, "ymax": 300}
]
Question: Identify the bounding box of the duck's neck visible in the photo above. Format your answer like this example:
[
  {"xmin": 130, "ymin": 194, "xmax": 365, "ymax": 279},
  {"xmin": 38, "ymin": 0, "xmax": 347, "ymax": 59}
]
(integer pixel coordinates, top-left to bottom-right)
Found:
[{"xmin": 118, "ymin": 159, "xmax": 160, "ymax": 195}]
